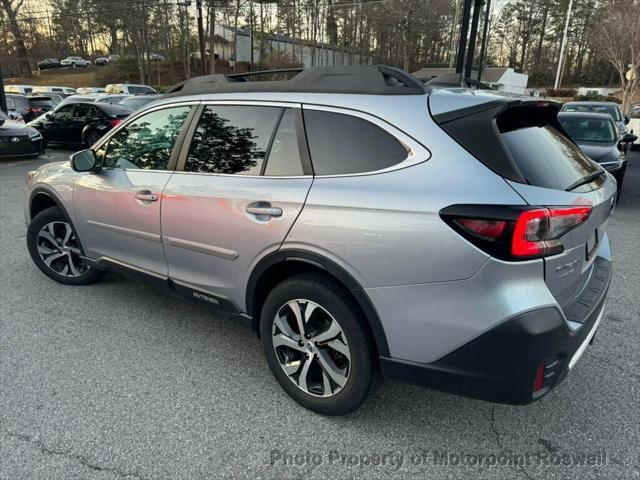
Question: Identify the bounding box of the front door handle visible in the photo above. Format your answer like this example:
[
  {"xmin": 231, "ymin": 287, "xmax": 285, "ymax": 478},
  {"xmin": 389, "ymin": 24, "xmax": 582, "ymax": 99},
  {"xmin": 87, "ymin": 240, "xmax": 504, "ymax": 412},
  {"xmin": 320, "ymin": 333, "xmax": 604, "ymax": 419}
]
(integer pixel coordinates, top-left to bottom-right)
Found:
[
  {"xmin": 246, "ymin": 202, "xmax": 283, "ymax": 218},
  {"xmin": 135, "ymin": 190, "xmax": 159, "ymax": 202}
]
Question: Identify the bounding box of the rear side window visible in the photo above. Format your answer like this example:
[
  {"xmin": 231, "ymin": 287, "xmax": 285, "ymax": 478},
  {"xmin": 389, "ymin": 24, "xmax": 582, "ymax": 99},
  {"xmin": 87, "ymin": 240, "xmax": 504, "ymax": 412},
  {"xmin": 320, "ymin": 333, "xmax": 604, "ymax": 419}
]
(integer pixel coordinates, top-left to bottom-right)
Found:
[
  {"xmin": 185, "ymin": 105, "xmax": 281, "ymax": 175},
  {"xmin": 303, "ymin": 110, "xmax": 407, "ymax": 175}
]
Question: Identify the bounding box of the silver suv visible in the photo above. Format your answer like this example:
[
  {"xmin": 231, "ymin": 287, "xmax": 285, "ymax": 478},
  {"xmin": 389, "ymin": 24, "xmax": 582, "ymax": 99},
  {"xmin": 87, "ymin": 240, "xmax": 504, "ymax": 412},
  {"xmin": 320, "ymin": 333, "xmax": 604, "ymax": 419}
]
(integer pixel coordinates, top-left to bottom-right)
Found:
[{"xmin": 25, "ymin": 67, "xmax": 615, "ymax": 415}]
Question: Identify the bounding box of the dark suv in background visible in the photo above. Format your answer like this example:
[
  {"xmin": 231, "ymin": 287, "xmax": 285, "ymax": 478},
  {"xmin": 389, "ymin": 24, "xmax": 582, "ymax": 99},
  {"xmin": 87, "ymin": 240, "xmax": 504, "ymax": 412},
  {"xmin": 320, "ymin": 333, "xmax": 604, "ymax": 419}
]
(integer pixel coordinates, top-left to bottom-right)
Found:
[{"xmin": 6, "ymin": 94, "xmax": 56, "ymax": 122}]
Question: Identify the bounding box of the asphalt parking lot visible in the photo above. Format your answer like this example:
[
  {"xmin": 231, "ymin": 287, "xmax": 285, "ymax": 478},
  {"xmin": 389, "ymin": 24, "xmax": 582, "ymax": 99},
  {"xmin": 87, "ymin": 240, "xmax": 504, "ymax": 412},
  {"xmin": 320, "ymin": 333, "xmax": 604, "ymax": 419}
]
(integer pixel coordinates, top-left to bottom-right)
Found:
[{"xmin": 1, "ymin": 147, "xmax": 638, "ymax": 480}]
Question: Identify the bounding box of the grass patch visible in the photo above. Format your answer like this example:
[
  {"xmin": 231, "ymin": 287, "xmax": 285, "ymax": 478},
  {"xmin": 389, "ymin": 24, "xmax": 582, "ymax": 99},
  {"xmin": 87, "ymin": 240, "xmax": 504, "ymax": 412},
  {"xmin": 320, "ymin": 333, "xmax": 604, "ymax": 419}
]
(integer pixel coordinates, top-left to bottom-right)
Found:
[{"xmin": 6, "ymin": 69, "xmax": 99, "ymax": 88}]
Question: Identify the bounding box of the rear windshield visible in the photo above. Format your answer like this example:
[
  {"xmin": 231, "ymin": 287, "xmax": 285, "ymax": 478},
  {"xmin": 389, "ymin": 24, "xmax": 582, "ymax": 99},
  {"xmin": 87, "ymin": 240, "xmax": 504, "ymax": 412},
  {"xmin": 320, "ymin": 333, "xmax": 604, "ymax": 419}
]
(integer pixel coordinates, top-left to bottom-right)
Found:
[
  {"xmin": 562, "ymin": 103, "xmax": 622, "ymax": 122},
  {"xmin": 29, "ymin": 98, "xmax": 54, "ymax": 107},
  {"xmin": 99, "ymin": 104, "xmax": 132, "ymax": 116},
  {"xmin": 501, "ymin": 125, "xmax": 599, "ymax": 190},
  {"xmin": 127, "ymin": 86, "xmax": 155, "ymax": 94}
]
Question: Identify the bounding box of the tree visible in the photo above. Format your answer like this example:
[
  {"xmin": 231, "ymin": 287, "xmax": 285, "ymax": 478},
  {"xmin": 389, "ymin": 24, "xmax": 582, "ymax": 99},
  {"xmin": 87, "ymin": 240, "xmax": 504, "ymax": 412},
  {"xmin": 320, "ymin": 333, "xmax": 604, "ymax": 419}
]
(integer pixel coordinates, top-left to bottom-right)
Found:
[
  {"xmin": 1, "ymin": 0, "xmax": 30, "ymax": 75},
  {"xmin": 591, "ymin": 0, "xmax": 640, "ymax": 112}
]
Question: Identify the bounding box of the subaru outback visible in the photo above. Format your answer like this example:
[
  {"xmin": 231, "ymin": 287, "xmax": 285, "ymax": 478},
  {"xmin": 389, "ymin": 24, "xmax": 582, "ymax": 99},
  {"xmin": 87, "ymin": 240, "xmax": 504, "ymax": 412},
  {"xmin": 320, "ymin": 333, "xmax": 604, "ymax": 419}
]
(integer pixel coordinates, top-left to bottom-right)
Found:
[{"xmin": 25, "ymin": 67, "xmax": 615, "ymax": 415}]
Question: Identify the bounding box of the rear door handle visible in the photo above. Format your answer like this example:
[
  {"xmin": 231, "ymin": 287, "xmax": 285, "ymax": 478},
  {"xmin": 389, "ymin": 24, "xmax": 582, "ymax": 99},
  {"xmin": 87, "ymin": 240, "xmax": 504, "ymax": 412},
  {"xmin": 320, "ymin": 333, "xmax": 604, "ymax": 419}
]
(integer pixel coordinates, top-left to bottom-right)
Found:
[
  {"xmin": 246, "ymin": 202, "xmax": 283, "ymax": 218},
  {"xmin": 135, "ymin": 190, "xmax": 159, "ymax": 202}
]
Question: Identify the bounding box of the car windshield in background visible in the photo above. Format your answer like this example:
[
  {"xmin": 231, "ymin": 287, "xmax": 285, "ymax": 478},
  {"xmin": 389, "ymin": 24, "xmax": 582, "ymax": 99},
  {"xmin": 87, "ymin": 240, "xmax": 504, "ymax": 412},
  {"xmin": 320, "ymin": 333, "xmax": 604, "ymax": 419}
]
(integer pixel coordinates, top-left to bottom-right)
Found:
[
  {"xmin": 29, "ymin": 98, "xmax": 54, "ymax": 108},
  {"xmin": 99, "ymin": 104, "xmax": 133, "ymax": 116},
  {"xmin": 562, "ymin": 104, "xmax": 622, "ymax": 121},
  {"xmin": 119, "ymin": 96, "xmax": 157, "ymax": 110},
  {"xmin": 128, "ymin": 86, "xmax": 155, "ymax": 94},
  {"xmin": 560, "ymin": 117, "xmax": 617, "ymax": 143},
  {"xmin": 0, "ymin": 111, "xmax": 8, "ymax": 121}
]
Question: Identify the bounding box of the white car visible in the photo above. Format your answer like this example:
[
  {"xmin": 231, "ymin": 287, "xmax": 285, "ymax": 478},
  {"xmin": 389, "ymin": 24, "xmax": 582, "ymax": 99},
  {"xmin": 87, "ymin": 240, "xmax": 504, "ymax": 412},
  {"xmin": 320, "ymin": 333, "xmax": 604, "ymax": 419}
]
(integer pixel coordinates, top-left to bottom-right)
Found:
[
  {"xmin": 4, "ymin": 85, "xmax": 35, "ymax": 94},
  {"xmin": 32, "ymin": 86, "xmax": 77, "ymax": 95},
  {"xmin": 628, "ymin": 107, "xmax": 640, "ymax": 150},
  {"xmin": 105, "ymin": 83, "xmax": 157, "ymax": 94},
  {"xmin": 61, "ymin": 56, "xmax": 91, "ymax": 68}
]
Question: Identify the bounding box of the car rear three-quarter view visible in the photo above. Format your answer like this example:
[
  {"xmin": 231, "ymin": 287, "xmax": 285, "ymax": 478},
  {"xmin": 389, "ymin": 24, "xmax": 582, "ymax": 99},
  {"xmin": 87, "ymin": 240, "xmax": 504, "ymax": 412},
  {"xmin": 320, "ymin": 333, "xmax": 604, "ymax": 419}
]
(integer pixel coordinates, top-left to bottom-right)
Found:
[{"xmin": 23, "ymin": 67, "xmax": 614, "ymax": 415}]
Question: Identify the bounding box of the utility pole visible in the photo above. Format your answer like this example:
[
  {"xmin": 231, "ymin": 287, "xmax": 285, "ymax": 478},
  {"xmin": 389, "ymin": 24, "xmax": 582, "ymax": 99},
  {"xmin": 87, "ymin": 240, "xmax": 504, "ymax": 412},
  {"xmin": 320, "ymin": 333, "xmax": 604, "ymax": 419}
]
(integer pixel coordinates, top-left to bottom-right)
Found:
[
  {"xmin": 455, "ymin": 0, "xmax": 473, "ymax": 74},
  {"xmin": 465, "ymin": 0, "xmax": 484, "ymax": 79},
  {"xmin": 196, "ymin": 0, "xmax": 206, "ymax": 74},
  {"xmin": 0, "ymin": 61, "xmax": 7, "ymax": 114},
  {"xmin": 477, "ymin": 0, "xmax": 491, "ymax": 81},
  {"xmin": 554, "ymin": 0, "xmax": 573, "ymax": 89}
]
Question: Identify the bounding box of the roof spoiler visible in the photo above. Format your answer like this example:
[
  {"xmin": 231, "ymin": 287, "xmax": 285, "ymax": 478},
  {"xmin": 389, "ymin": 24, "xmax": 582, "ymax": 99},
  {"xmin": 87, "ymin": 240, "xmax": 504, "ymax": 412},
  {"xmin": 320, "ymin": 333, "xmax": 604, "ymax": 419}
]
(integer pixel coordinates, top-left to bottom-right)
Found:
[{"xmin": 425, "ymin": 72, "xmax": 493, "ymax": 90}]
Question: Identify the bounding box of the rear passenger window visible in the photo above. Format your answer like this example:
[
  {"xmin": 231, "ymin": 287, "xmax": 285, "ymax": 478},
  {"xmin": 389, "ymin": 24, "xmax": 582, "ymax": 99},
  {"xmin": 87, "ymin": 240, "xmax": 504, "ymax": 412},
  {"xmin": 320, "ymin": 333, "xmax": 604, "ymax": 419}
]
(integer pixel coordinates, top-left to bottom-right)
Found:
[
  {"xmin": 264, "ymin": 109, "xmax": 304, "ymax": 176},
  {"xmin": 303, "ymin": 110, "xmax": 407, "ymax": 175},
  {"xmin": 185, "ymin": 105, "xmax": 281, "ymax": 175}
]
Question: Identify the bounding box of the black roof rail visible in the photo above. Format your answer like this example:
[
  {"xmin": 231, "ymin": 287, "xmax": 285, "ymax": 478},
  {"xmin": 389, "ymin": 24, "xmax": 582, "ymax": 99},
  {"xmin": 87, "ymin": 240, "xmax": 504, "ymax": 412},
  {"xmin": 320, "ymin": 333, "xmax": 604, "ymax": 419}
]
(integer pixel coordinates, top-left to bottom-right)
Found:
[{"xmin": 164, "ymin": 66, "xmax": 427, "ymax": 96}]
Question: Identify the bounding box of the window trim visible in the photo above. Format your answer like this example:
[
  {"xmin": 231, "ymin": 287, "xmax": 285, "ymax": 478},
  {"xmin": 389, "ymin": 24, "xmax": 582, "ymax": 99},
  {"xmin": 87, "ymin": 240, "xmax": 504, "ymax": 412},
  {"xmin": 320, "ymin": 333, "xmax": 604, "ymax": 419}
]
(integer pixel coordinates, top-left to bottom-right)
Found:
[
  {"xmin": 93, "ymin": 102, "xmax": 199, "ymax": 172},
  {"xmin": 300, "ymin": 104, "xmax": 430, "ymax": 178},
  {"xmin": 174, "ymin": 101, "xmax": 314, "ymax": 178}
]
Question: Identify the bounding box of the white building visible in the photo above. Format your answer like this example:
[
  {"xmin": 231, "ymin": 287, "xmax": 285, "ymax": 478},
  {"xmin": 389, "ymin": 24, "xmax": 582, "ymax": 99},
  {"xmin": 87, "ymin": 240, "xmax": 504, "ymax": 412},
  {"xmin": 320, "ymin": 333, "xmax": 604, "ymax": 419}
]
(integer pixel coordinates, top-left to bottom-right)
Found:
[
  {"xmin": 210, "ymin": 25, "xmax": 373, "ymax": 68},
  {"xmin": 412, "ymin": 67, "xmax": 529, "ymax": 94},
  {"xmin": 576, "ymin": 86, "xmax": 621, "ymax": 97}
]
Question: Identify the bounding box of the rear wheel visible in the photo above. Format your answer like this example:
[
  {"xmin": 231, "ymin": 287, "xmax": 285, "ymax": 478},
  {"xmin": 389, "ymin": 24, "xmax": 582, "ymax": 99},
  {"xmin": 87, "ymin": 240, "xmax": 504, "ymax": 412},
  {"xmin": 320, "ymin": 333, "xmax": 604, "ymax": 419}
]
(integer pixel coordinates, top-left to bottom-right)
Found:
[
  {"xmin": 27, "ymin": 207, "xmax": 104, "ymax": 285},
  {"xmin": 260, "ymin": 273, "xmax": 376, "ymax": 415}
]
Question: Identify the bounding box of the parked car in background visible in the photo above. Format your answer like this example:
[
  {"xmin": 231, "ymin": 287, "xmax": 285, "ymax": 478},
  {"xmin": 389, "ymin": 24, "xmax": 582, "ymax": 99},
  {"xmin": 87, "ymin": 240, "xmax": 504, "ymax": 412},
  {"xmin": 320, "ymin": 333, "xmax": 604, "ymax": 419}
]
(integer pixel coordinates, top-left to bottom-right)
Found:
[
  {"xmin": 61, "ymin": 56, "xmax": 91, "ymax": 68},
  {"xmin": 95, "ymin": 57, "xmax": 109, "ymax": 66},
  {"xmin": 37, "ymin": 58, "xmax": 61, "ymax": 70},
  {"xmin": 628, "ymin": 107, "xmax": 640, "ymax": 151},
  {"xmin": 29, "ymin": 92, "xmax": 64, "ymax": 106},
  {"xmin": 146, "ymin": 53, "xmax": 165, "ymax": 61},
  {"xmin": 28, "ymin": 101, "xmax": 131, "ymax": 147},
  {"xmin": 5, "ymin": 94, "xmax": 56, "ymax": 123},
  {"xmin": 0, "ymin": 110, "xmax": 44, "ymax": 158},
  {"xmin": 561, "ymin": 101, "xmax": 631, "ymax": 152},
  {"xmin": 558, "ymin": 111, "xmax": 636, "ymax": 201},
  {"xmin": 107, "ymin": 54, "xmax": 120, "ymax": 63},
  {"xmin": 32, "ymin": 86, "xmax": 77, "ymax": 96},
  {"xmin": 59, "ymin": 93, "xmax": 132, "ymax": 107},
  {"xmin": 105, "ymin": 83, "xmax": 157, "ymax": 94},
  {"xmin": 118, "ymin": 94, "xmax": 160, "ymax": 111},
  {"xmin": 76, "ymin": 87, "xmax": 106, "ymax": 94},
  {"xmin": 4, "ymin": 85, "xmax": 34, "ymax": 94}
]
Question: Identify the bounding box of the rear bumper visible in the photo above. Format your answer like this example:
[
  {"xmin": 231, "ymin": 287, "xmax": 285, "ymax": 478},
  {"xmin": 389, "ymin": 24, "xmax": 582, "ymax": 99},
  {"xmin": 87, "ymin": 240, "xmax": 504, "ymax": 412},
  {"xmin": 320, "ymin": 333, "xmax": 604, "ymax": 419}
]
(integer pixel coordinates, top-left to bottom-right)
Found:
[{"xmin": 381, "ymin": 257, "xmax": 612, "ymax": 404}]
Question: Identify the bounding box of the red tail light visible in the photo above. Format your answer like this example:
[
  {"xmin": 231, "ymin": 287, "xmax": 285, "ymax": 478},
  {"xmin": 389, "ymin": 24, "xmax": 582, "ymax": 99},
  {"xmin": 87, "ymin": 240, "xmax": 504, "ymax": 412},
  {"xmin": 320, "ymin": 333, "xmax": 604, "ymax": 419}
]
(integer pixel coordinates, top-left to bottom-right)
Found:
[
  {"xmin": 29, "ymin": 107, "xmax": 42, "ymax": 113},
  {"xmin": 442, "ymin": 204, "xmax": 592, "ymax": 261},
  {"xmin": 110, "ymin": 118, "xmax": 123, "ymax": 127},
  {"xmin": 511, "ymin": 206, "xmax": 592, "ymax": 257}
]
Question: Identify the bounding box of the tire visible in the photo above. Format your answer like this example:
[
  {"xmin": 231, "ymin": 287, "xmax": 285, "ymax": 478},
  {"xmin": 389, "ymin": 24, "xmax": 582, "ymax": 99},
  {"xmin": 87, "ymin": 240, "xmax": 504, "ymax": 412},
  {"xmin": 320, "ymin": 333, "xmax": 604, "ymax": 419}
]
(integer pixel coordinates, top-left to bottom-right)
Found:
[
  {"xmin": 260, "ymin": 273, "xmax": 377, "ymax": 415},
  {"xmin": 85, "ymin": 130, "xmax": 102, "ymax": 148},
  {"xmin": 27, "ymin": 207, "xmax": 104, "ymax": 285}
]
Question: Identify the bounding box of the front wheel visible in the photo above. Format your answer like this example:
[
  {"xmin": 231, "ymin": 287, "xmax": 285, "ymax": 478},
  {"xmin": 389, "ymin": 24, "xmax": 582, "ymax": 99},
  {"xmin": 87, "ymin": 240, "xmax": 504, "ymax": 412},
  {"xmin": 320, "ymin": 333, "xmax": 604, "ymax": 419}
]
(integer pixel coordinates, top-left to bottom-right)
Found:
[
  {"xmin": 260, "ymin": 273, "xmax": 377, "ymax": 415},
  {"xmin": 27, "ymin": 207, "xmax": 104, "ymax": 285}
]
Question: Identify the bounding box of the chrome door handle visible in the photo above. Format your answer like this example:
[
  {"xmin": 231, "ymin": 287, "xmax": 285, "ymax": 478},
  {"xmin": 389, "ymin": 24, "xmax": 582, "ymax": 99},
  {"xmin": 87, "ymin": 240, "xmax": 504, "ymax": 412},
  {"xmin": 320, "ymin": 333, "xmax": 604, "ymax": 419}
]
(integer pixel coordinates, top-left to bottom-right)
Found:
[
  {"xmin": 135, "ymin": 190, "xmax": 159, "ymax": 202},
  {"xmin": 246, "ymin": 202, "xmax": 283, "ymax": 218}
]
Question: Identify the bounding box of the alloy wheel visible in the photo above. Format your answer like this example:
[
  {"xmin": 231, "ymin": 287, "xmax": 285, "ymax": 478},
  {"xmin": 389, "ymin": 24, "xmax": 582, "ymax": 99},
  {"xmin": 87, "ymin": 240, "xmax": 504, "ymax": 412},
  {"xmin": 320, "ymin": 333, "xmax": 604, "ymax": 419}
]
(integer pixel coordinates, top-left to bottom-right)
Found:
[
  {"xmin": 272, "ymin": 299, "xmax": 351, "ymax": 397},
  {"xmin": 36, "ymin": 221, "xmax": 88, "ymax": 277}
]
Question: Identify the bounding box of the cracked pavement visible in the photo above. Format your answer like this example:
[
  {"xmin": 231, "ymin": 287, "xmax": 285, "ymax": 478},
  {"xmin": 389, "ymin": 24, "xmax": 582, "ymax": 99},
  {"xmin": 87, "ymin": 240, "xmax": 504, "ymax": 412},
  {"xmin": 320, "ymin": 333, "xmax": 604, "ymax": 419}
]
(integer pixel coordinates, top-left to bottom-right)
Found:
[{"xmin": 1, "ymin": 148, "xmax": 639, "ymax": 479}]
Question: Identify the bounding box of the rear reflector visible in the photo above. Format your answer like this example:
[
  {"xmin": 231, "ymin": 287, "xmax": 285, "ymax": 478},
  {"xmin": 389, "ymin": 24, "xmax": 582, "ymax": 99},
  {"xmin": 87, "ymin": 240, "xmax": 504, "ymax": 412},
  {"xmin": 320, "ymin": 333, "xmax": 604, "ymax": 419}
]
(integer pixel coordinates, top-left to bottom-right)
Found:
[
  {"xmin": 441, "ymin": 204, "xmax": 592, "ymax": 261},
  {"xmin": 533, "ymin": 361, "xmax": 545, "ymax": 392}
]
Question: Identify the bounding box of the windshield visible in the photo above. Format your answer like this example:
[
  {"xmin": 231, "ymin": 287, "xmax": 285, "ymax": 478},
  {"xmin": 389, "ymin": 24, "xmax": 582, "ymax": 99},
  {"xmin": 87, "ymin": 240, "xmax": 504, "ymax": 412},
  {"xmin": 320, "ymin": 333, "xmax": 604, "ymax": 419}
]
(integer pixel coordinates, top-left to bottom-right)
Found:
[
  {"xmin": 562, "ymin": 103, "xmax": 622, "ymax": 122},
  {"xmin": 127, "ymin": 86, "xmax": 155, "ymax": 94},
  {"xmin": 559, "ymin": 116, "xmax": 617, "ymax": 143},
  {"xmin": 0, "ymin": 111, "xmax": 8, "ymax": 121},
  {"xmin": 120, "ymin": 97, "xmax": 155, "ymax": 109}
]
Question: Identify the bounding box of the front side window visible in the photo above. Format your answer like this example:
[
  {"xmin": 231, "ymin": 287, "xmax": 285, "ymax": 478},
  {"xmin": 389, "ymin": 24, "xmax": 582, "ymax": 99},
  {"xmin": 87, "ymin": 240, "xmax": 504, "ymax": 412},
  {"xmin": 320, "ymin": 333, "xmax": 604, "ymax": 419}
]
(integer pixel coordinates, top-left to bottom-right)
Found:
[
  {"xmin": 102, "ymin": 106, "xmax": 191, "ymax": 170},
  {"xmin": 73, "ymin": 103, "xmax": 92, "ymax": 118},
  {"xmin": 185, "ymin": 105, "xmax": 281, "ymax": 175},
  {"xmin": 52, "ymin": 104, "xmax": 74, "ymax": 121},
  {"xmin": 303, "ymin": 110, "xmax": 408, "ymax": 175}
]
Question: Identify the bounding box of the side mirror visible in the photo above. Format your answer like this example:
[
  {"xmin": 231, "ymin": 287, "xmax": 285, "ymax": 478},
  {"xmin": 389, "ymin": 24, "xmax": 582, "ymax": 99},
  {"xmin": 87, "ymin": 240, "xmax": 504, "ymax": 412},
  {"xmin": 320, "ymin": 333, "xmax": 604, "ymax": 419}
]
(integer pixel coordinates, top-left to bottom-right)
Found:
[
  {"xmin": 623, "ymin": 115, "xmax": 630, "ymax": 125},
  {"xmin": 70, "ymin": 149, "xmax": 101, "ymax": 173},
  {"xmin": 621, "ymin": 133, "xmax": 638, "ymax": 143}
]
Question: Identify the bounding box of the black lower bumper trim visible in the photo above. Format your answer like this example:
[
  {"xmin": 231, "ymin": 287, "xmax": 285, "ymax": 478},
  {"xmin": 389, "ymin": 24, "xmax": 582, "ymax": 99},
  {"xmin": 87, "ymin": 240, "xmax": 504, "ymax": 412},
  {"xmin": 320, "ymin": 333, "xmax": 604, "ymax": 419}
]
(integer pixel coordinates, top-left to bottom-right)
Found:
[{"xmin": 381, "ymin": 258, "xmax": 611, "ymax": 404}]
